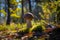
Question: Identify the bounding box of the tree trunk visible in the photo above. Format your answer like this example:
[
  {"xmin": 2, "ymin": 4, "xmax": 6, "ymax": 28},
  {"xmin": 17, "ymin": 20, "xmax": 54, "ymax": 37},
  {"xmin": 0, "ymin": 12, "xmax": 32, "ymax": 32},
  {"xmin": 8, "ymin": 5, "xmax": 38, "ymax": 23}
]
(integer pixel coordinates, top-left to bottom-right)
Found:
[
  {"xmin": 28, "ymin": 0, "xmax": 32, "ymax": 13},
  {"xmin": 20, "ymin": 0, "xmax": 24, "ymax": 23},
  {"xmin": 6, "ymin": 0, "xmax": 11, "ymax": 25},
  {"xmin": 0, "ymin": 13, "xmax": 1, "ymax": 25}
]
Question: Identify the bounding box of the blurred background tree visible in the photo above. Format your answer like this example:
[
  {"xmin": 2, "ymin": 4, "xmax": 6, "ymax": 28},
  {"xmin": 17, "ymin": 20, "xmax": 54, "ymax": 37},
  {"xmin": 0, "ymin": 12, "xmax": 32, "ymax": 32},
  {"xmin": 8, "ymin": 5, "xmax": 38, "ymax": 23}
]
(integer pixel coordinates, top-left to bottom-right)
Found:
[{"xmin": 0, "ymin": 0, "xmax": 60, "ymax": 25}]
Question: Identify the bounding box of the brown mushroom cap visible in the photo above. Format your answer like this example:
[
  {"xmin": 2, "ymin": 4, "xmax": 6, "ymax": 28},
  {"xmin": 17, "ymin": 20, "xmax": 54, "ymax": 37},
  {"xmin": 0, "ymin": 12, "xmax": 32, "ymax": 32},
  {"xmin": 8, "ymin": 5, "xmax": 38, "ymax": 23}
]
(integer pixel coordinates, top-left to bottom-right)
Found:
[{"xmin": 24, "ymin": 12, "xmax": 34, "ymax": 20}]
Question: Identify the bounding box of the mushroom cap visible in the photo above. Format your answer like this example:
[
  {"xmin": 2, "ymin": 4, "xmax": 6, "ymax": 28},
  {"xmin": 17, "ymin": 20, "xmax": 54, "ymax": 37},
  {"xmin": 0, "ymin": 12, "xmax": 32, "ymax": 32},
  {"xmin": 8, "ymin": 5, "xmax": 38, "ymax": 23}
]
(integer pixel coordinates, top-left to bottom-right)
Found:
[{"xmin": 24, "ymin": 12, "xmax": 34, "ymax": 20}]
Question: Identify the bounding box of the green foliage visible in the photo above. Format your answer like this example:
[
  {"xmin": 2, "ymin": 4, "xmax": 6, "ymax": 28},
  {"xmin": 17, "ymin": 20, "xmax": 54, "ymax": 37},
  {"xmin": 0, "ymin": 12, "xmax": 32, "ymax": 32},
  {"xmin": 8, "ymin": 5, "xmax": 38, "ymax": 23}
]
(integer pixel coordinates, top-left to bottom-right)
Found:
[
  {"xmin": 0, "ymin": 25, "xmax": 7, "ymax": 31},
  {"xmin": 0, "ymin": 9, "xmax": 7, "ymax": 16}
]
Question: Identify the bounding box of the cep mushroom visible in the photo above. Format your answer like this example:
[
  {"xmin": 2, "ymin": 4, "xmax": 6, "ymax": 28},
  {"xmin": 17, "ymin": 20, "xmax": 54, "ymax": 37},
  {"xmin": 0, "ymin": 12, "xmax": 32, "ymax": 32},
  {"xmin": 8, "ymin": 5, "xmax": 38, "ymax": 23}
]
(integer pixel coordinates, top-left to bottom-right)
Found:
[{"xmin": 24, "ymin": 12, "xmax": 34, "ymax": 28}]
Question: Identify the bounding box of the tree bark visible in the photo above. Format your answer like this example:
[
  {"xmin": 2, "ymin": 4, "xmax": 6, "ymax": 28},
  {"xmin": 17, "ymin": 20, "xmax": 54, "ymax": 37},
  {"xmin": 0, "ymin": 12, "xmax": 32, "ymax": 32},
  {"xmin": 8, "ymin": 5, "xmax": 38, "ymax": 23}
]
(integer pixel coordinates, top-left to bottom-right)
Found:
[
  {"xmin": 28, "ymin": 0, "xmax": 32, "ymax": 13},
  {"xmin": 6, "ymin": 0, "xmax": 11, "ymax": 25},
  {"xmin": 20, "ymin": 0, "xmax": 24, "ymax": 23}
]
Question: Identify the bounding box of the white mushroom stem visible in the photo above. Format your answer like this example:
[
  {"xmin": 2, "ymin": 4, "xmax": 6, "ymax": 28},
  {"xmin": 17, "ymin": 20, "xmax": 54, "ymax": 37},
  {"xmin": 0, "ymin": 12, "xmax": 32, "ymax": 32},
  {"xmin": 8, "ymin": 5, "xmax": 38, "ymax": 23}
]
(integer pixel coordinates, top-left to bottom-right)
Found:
[{"xmin": 26, "ymin": 20, "xmax": 32, "ymax": 28}]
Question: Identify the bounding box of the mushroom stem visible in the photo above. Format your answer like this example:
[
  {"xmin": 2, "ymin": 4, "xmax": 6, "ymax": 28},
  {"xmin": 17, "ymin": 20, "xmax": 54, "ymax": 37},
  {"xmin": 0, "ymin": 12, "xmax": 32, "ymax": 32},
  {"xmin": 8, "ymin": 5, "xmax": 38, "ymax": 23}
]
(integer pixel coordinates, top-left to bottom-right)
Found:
[{"xmin": 26, "ymin": 20, "xmax": 32, "ymax": 28}]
